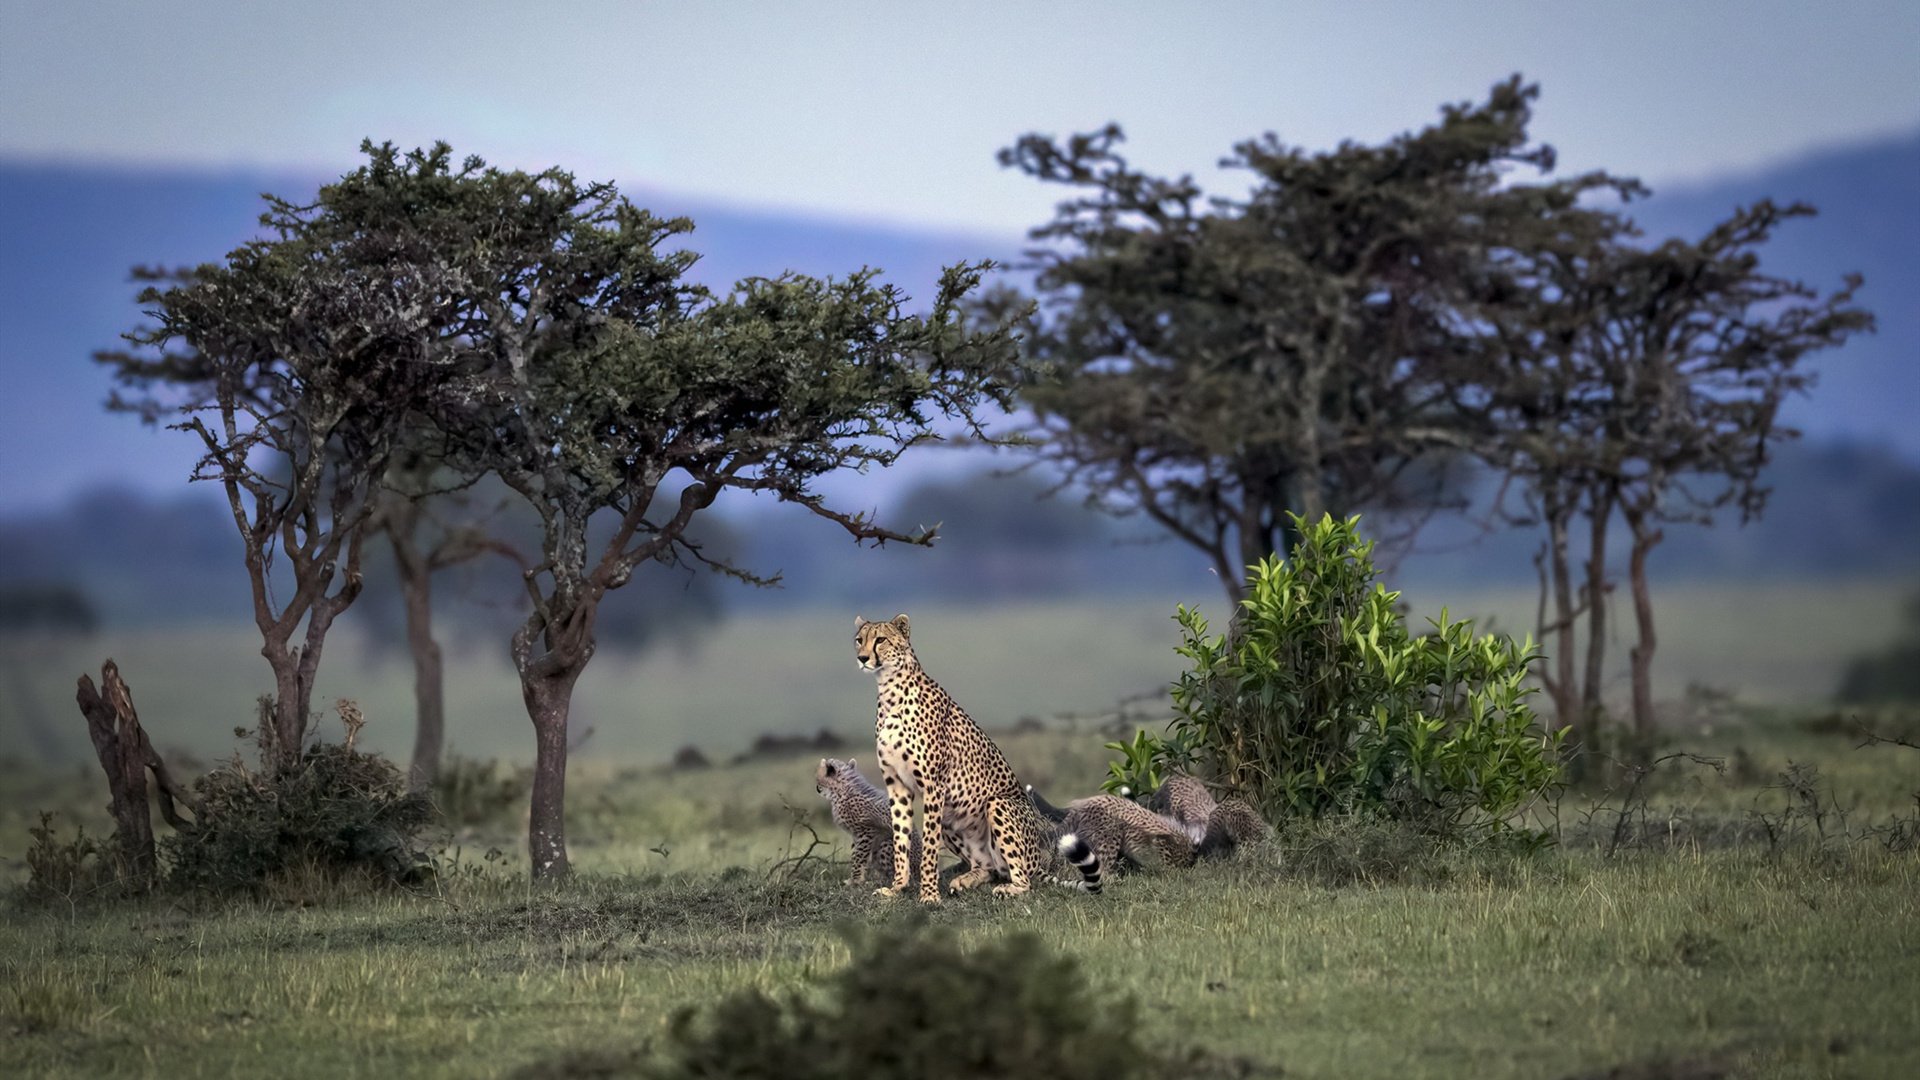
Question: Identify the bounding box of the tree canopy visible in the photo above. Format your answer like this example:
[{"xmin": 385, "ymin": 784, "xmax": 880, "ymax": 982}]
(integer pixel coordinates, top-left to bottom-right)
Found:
[{"xmin": 994, "ymin": 77, "xmax": 1634, "ymax": 600}]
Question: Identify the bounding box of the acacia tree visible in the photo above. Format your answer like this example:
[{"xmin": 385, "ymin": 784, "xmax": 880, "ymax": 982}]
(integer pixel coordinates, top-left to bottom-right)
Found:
[
  {"xmin": 337, "ymin": 145, "xmax": 1026, "ymax": 878},
  {"xmin": 99, "ymin": 214, "xmax": 459, "ymax": 769},
  {"xmin": 994, "ymin": 77, "xmax": 1626, "ymax": 602},
  {"xmin": 365, "ymin": 453, "xmax": 517, "ymax": 791},
  {"xmin": 1474, "ymin": 199, "xmax": 1871, "ymax": 762},
  {"xmin": 1586, "ymin": 202, "xmax": 1871, "ymax": 754},
  {"xmin": 1465, "ymin": 198, "xmax": 1642, "ymax": 763}
]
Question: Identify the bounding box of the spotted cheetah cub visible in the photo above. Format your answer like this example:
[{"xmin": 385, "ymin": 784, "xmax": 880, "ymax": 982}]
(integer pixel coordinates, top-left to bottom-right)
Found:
[
  {"xmin": 856, "ymin": 613, "xmax": 1082, "ymax": 902},
  {"xmin": 815, "ymin": 756, "xmax": 963, "ymax": 886},
  {"xmin": 815, "ymin": 756, "xmax": 907, "ymax": 886},
  {"xmin": 1150, "ymin": 772, "xmax": 1272, "ymax": 856},
  {"xmin": 1060, "ymin": 794, "xmax": 1197, "ymax": 873}
]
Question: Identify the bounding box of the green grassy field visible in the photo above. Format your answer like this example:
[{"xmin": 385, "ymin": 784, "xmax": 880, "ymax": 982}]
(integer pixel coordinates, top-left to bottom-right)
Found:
[
  {"xmin": 3, "ymin": 713, "xmax": 1918, "ymax": 1079},
  {"xmin": 3, "ymin": 583, "xmax": 1917, "ymax": 1077}
]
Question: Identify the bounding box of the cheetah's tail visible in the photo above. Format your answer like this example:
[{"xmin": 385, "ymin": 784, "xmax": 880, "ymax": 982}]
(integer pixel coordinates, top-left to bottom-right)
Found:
[
  {"xmin": 1024, "ymin": 782, "xmax": 1070, "ymax": 824},
  {"xmin": 1057, "ymin": 833, "xmax": 1103, "ymax": 894}
]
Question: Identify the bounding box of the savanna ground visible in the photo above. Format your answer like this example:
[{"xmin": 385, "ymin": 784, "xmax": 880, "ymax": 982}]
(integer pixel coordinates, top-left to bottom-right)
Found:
[{"xmin": 2, "ymin": 585, "xmax": 1918, "ymax": 1078}]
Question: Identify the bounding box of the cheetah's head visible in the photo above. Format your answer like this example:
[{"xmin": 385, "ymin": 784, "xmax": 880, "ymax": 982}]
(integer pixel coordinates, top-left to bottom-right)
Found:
[
  {"xmin": 853, "ymin": 614, "xmax": 915, "ymax": 672},
  {"xmin": 816, "ymin": 756, "xmax": 861, "ymax": 796}
]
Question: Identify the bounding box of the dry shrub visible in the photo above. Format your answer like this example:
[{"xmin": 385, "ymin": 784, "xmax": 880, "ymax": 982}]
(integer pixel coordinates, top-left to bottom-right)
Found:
[
  {"xmin": 164, "ymin": 742, "xmax": 433, "ymax": 894},
  {"xmin": 21, "ymin": 812, "xmax": 113, "ymax": 901}
]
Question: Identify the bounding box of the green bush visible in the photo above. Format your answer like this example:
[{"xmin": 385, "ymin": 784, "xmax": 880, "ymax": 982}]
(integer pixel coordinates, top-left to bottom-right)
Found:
[
  {"xmin": 22, "ymin": 812, "xmax": 112, "ymax": 901},
  {"xmin": 432, "ymin": 754, "xmax": 533, "ymax": 827},
  {"xmin": 1099, "ymin": 727, "xmax": 1200, "ymax": 797},
  {"xmin": 633, "ymin": 919, "xmax": 1261, "ymax": 1080},
  {"xmin": 1168, "ymin": 514, "xmax": 1565, "ymax": 836},
  {"xmin": 164, "ymin": 742, "xmax": 434, "ymax": 894}
]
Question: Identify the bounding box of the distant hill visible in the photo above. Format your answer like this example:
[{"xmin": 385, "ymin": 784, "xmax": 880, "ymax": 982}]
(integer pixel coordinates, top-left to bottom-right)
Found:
[{"xmin": 1, "ymin": 128, "xmax": 1913, "ymax": 514}]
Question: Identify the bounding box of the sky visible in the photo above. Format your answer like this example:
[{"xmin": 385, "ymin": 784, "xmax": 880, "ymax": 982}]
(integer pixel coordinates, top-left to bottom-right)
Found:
[{"xmin": 4, "ymin": 1, "xmax": 1919, "ymax": 233}]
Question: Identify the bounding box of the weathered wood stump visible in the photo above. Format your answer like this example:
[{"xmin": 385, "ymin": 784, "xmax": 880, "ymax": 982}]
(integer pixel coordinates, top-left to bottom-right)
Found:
[{"xmin": 74, "ymin": 659, "xmax": 195, "ymax": 887}]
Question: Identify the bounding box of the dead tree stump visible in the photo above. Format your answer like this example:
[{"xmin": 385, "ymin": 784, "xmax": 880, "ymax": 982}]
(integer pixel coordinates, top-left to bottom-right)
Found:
[{"xmin": 74, "ymin": 659, "xmax": 196, "ymax": 887}]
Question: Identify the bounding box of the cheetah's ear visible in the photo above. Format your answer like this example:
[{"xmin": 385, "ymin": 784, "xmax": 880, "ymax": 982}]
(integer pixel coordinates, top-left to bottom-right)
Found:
[
  {"xmin": 854, "ymin": 615, "xmax": 869, "ymax": 630},
  {"xmin": 890, "ymin": 613, "xmax": 910, "ymax": 638},
  {"xmin": 822, "ymin": 759, "xmax": 838, "ymax": 776}
]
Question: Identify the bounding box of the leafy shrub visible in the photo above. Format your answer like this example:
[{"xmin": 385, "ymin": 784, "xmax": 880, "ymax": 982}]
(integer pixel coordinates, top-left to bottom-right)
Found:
[
  {"xmin": 432, "ymin": 754, "xmax": 532, "ymax": 827},
  {"xmin": 1099, "ymin": 726, "xmax": 1199, "ymax": 797},
  {"xmin": 1168, "ymin": 514, "xmax": 1565, "ymax": 835},
  {"xmin": 22, "ymin": 812, "xmax": 112, "ymax": 900},
  {"xmin": 164, "ymin": 742, "xmax": 434, "ymax": 894},
  {"xmin": 634, "ymin": 919, "xmax": 1260, "ymax": 1080}
]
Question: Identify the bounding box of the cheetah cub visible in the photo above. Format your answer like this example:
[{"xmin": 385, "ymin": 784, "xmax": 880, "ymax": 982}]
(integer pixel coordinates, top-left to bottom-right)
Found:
[
  {"xmin": 1059, "ymin": 793, "xmax": 1197, "ymax": 873},
  {"xmin": 856, "ymin": 613, "xmax": 1090, "ymax": 902},
  {"xmin": 815, "ymin": 756, "xmax": 961, "ymax": 887},
  {"xmin": 815, "ymin": 756, "xmax": 905, "ymax": 886},
  {"xmin": 1150, "ymin": 772, "xmax": 1273, "ymax": 856}
]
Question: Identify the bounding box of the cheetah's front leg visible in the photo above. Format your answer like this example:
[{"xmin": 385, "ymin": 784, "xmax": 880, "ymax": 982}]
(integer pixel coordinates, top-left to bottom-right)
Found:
[
  {"xmin": 988, "ymin": 796, "xmax": 1036, "ymax": 898},
  {"xmin": 847, "ymin": 828, "xmax": 873, "ymax": 887},
  {"xmin": 918, "ymin": 768, "xmax": 947, "ymax": 905},
  {"xmin": 875, "ymin": 766, "xmax": 915, "ymax": 898}
]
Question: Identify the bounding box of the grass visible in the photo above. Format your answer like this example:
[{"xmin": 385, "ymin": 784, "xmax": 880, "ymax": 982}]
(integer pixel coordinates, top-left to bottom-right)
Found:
[
  {"xmin": 3, "ymin": 581, "xmax": 1910, "ymax": 770},
  {"xmin": 3, "ymin": 712, "xmax": 1918, "ymax": 1079}
]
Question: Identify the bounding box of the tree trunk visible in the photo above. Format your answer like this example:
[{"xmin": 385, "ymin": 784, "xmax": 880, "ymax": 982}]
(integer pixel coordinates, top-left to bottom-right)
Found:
[
  {"xmin": 1545, "ymin": 505, "xmax": 1579, "ymax": 742},
  {"xmin": 521, "ymin": 667, "xmax": 582, "ymax": 881},
  {"xmin": 391, "ymin": 526, "xmax": 446, "ymax": 792},
  {"xmin": 1580, "ymin": 484, "xmax": 1616, "ymax": 763},
  {"xmin": 262, "ymin": 638, "xmax": 308, "ymax": 771},
  {"xmin": 74, "ymin": 661, "xmax": 156, "ymax": 886},
  {"xmin": 1624, "ymin": 508, "xmax": 1663, "ymax": 765}
]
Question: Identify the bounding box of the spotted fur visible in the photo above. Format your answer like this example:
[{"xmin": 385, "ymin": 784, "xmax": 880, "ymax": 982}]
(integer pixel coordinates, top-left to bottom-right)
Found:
[
  {"xmin": 816, "ymin": 756, "xmax": 963, "ymax": 886},
  {"xmin": 1149, "ymin": 772, "xmax": 1217, "ymax": 845},
  {"xmin": 1196, "ymin": 796, "xmax": 1272, "ymax": 856},
  {"xmin": 1145, "ymin": 772, "xmax": 1273, "ymax": 857},
  {"xmin": 1061, "ymin": 793, "xmax": 1197, "ymax": 872},
  {"xmin": 857, "ymin": 613, "xmax": 1085, "ymax": 901}
]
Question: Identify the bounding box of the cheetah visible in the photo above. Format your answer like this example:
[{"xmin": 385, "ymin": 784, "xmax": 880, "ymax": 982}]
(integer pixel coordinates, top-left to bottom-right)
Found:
[
  {"xmin": 856, "ymin": 613, "xmax": 1084, "ymax": 902},
  {"xmin": 815, "ymin": 756, "xmax": 962, "ymax": 886},
  {"xmin": 1059, "ymin": 793, "xmax": 1197, "ymax": 872},
  {"xmin": 1197, "ymin": 796, "xmax": 1272, "ymax": 856},
  {"xmin": 1147, "ymin": 772, "xmax": 1273, "ymax": 856},
  {"xmin": 1150, "ymin": 772, "xmax": 1217, "ymax": 845}
]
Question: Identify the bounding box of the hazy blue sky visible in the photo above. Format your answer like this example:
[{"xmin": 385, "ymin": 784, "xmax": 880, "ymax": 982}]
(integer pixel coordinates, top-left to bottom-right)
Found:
[{"xmin": 5, "ymin": 1, "xmax": 1918, "ymax": 231}]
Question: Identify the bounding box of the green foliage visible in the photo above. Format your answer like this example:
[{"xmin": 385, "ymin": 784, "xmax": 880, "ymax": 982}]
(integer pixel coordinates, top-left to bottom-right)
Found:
[
  {"xmin": 1099, "ymin": 727, "xmax": 1196, "ymax": 797},
  {"xmin": 431, "ymin": 755, "xmax": 533, "ymax": 827},
  {"xmin": 164, "ymin": 743, "xmax": 433, "ymax": 894},
  {"xmin": 994, "ymin": 77, "xmax": 1641, "ymax": 598},
  {"xmin": 640, "ymin": 919, "xmax": 1218, "ymax": 1080},
  {"xmin": 1169, "ymin": 514, "xmax": 1565, "ymax": 834},
  {"xmin": 22, "ymin": 813, "xmax": 110, "ymax": 900}
]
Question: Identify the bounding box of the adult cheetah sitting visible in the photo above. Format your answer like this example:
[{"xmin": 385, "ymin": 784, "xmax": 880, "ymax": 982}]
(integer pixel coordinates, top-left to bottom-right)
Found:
[{"xmin": 856, "ymin": 613, "xmax": 1079, "ymax": 902}]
